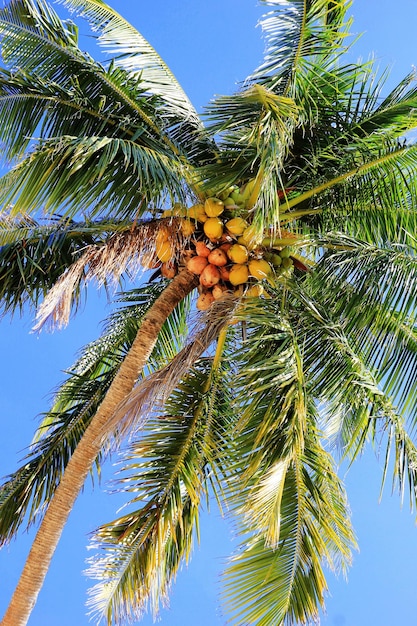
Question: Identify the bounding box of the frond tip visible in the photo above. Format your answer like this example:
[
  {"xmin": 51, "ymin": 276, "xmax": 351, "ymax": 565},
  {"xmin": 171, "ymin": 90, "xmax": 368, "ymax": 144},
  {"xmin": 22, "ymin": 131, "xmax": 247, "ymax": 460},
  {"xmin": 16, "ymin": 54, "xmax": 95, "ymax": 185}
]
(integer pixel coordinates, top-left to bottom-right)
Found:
[{"xmin": 33, "ymin": 220, "xmax": 186, "ymax": 331}]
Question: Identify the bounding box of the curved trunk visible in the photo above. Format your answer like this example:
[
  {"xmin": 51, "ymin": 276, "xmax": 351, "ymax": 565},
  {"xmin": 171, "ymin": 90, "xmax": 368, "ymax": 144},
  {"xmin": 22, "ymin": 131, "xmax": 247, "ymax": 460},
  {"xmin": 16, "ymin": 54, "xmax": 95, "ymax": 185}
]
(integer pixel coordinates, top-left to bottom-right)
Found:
[{"xmin": 1, "ymin": 269, "xmax": 198, "ymax": 626}]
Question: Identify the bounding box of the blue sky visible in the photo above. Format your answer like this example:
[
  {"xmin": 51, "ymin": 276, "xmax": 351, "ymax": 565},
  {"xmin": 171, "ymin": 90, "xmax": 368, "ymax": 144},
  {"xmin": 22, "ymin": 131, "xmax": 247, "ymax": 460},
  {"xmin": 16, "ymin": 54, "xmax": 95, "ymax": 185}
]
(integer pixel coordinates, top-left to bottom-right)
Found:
[{"xmin": 1, "ymin": 1, "xmax": 417, "ymax": 625}]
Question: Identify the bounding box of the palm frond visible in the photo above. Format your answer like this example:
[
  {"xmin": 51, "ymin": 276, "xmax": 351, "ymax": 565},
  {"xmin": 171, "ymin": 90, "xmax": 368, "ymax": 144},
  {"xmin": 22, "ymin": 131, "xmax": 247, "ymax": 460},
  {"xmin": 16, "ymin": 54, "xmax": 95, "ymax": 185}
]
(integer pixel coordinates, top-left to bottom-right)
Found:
[
  {"xmin": 223, "ymin": 427, "xmax": 355, "ymax": 626},
  {"xmin": 380, "ymin": 411, "xmax": 417, "ymax": 510},
  {"xmin": 0, "ymin": 134, "xmax": 189, "ymax": 221},
  {"xmin": 0, "ymin": 67, "xmax": 159, "ymax": 163},
  {"xmin": 0, "ymin": 283, "xmax": 188, "ymax": 544},
  {"xmin": 355, "ymin": 69, "xmax": 417, "ymax": 139},
  {"xmin": 202, "ymin": 85, "xmax": 299, "ymax": 233},
  {"xmin": 0, "ymin": 212, "xmax": 99, "ymax": 315},
  {"xmin": 307, "ymin": 236, "xmax": 417, "ymax": 426},
  {"xmin": 58, "ymin": 0, "xmax": 201, "ymax": 125},
  {"xmin": 86, "ymin": 351, "xmax": 235, "ymax": 624},
  {"xmin": 0, "ymin": 0, "xmax": 202, "ymax": 169},
  {"xmin": 248, "ymin": 0, "xmax": 351, "ymax": 93}
]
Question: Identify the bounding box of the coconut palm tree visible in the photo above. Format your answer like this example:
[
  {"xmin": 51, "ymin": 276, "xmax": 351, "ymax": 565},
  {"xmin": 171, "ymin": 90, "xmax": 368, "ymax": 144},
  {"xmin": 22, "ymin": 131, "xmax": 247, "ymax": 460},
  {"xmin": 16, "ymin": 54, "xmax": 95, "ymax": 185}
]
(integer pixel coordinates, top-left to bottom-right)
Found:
[{"xmin": 2, "ymin": 1, "xmax": 417, "ymax": 625}]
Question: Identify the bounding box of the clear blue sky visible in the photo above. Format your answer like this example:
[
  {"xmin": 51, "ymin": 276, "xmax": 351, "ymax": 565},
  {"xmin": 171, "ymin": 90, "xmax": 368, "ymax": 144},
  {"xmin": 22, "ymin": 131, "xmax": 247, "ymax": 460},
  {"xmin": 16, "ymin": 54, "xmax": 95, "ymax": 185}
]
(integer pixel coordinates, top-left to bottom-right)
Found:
[{"xmin": 1, "ymin": 1, "xmax": 417, "ymax": 625}]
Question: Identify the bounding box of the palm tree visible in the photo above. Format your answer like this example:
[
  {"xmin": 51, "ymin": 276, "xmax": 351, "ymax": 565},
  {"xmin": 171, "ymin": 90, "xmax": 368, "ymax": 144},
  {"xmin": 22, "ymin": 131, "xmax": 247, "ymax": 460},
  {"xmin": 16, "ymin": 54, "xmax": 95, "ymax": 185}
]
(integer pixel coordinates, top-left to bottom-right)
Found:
[{"xmin": 2, "ymin": 0, "xmax": 417, "ymax": 625}]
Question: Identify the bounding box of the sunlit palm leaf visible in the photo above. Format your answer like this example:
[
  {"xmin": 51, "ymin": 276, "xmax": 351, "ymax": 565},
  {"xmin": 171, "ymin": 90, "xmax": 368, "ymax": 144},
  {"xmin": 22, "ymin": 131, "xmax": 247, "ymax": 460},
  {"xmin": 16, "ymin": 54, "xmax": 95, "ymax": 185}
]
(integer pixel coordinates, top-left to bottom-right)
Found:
[
  {"xmin": 59, "ymin": 0, "xmax": 201, "ymax": 125},
  {"xmin": 86, "ymin": 338, "xmax": 236, "ymax": 623},
  {"xmin": 249, "ymin": 0, "xmax": 351, "ymax": 93},
  {"xmin": 223, "ymin": 438, "xmax": 355, "ymax": 626}
]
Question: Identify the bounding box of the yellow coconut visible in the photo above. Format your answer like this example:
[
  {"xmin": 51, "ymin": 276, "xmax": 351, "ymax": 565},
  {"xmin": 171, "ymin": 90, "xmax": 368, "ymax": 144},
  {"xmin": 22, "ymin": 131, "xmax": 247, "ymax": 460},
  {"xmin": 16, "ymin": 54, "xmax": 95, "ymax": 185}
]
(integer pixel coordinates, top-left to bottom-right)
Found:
[
  {"xmin": 227, "ymin": 243, "xmax": 249, "ymax": 265},
  {"xmin": 241, "ymin": 224, "xmax": 263, "ymax": 249},
  {"xmin": 156, "ymin": 240, "xmax": 173, "ymax": 263},
  {"xmin": 204, "ymin": 197, "xmax": 224, "ymax": 217},
  {"xmin": 229, "ymin": 263, "xmax": 249, "ymax": 286},
  {"xmin": 187, "ymin": 203, "xmax": 207, "ymax": 222},
  {"xmin": 155, "ymin": 229, "xmax": 169, "ymax": 248},
  {"xmin": 204, "ymin": 216, "xmax": 224, "ymax": 241},
  {"xmin": 225, "ymin": 217, "xmax": 248, "ymax": 236},
  {"xmin": 248, "ymin": 259, "xmax": 272, "ymax": 279},
  {"xmin": 172, "ymin": 202, "xmax": 187, "ymax": 216}
]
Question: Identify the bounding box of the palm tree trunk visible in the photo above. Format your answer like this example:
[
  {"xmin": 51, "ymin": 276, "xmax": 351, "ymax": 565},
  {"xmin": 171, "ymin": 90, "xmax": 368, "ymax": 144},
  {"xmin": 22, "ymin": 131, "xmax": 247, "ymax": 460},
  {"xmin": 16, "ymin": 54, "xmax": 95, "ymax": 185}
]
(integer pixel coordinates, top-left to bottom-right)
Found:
[{"xmin": 1, "ymin": 269, "xmax": 198, "ymax": 626}]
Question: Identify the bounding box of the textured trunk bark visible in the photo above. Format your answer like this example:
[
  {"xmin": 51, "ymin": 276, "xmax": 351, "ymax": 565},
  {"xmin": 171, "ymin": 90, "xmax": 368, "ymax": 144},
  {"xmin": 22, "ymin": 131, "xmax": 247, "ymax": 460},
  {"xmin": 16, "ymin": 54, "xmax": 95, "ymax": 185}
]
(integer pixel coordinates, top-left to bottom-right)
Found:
[{"xmin": 1, "ymin": 269, "xmax": 198, "ymax": 626}]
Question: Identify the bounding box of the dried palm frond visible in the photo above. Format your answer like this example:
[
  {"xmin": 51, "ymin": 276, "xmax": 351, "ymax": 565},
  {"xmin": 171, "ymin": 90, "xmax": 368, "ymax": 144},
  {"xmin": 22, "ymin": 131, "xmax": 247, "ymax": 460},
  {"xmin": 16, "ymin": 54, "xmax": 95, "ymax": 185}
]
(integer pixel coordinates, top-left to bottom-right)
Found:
[
  {"xmin": 105, "ymin": 294, "xmax": 239, "ymax": 444},
  {"xmin": 33, "ymin": 218, "xmax": 188, "ymax": 331}
]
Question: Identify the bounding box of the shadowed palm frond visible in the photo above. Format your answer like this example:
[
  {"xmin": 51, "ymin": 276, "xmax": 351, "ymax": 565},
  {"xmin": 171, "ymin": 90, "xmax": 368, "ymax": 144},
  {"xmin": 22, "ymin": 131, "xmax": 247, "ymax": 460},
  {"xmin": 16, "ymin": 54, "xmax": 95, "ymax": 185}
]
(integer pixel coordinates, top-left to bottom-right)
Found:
[
  {"xmin": 0, "ymin": 134, "xmax": 191, "ymax": 221},
  {"xmin": 0, "ymin": 213, "xmax": 100, "ymax": 315},
  {"xmin": 0, "ymin": 283, "xmax": 190, "ymax": 545}
]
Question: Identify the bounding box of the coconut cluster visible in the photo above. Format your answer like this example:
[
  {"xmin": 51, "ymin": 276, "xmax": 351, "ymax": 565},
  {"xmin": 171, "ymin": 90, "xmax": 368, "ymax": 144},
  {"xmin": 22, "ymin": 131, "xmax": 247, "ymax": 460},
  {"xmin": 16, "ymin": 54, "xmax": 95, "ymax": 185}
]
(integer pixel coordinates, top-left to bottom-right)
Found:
[{"xmin": 155, "ymin": 186, "xmax": 298, "ymax": 311}]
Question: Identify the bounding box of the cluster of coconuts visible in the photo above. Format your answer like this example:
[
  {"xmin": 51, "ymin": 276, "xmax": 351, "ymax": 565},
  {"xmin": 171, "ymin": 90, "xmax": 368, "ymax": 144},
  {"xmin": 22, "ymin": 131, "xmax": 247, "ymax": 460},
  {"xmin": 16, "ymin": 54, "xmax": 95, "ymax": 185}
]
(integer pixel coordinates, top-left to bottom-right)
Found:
[{"xmin": 155, "ymin": 185, "xmax": 297, "ymax": 311}]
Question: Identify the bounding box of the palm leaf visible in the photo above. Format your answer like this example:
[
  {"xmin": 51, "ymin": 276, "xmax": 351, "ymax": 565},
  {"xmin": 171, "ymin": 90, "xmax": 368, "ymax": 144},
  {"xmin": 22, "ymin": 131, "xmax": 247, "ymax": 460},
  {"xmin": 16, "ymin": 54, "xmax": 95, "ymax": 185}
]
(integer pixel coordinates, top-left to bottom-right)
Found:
[
  {"xmin": 223, "ymin": 433, "xmax": 355, "ymax": 626},
  {"xmin": 0, "ymin": 135, "xmax": 190, "ymax": 221},
  {"xmin": 248, "ymin": 0, "xmax": 351, "ymax": 93},
  {"xmin": 0, "ymin": 0, "xmax": 198, "ymax": 167},
  {"xmin": 58, "ymin": 0, "xmax": 201, "ymax": 125},
  {"xmin": 0, "ymin": 283, "xmax": 189, "ymax": 544},
  {"xmin": 86, "ymin": 336, "xmax": 236, "ymax": 623},
  {"xmin": 0, "ymin": 213, "xmax": 100, "ymax": 315}
]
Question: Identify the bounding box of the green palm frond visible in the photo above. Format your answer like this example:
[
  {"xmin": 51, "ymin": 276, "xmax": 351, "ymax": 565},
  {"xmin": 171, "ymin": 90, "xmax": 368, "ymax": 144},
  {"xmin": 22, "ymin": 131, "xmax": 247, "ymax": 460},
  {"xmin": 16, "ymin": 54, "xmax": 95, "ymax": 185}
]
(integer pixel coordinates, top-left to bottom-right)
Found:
[
  {"xmin": 0, "ymin": 66, "xmax": 161, "ymax": 163},
  {"xmin": 0, "ymin": 135, "xmax": 189, "ymax": 221},
  {"xmin": 0, "ymin": 0, "xmax": 206, "ymax": 168},
  {"xmin": 86, "ymin": 335, "xmax": 235, "ymax": 623},
  {"xmin": 202, "ymin": 86, "xmax": 299, "ymax": 232},
  {"xmin": 0, "ymin": 213, "xmax": 99, "ymax": 315},
  {"xmin": 59, "ymin": 0, "xmax": 201, "ymax": 125},
  {"xmin": 380, "ymin": 411, "xmax": 417, "ymax": 509},
  {"xmin": 282, "ymin": 142, "xmax": 417, "ymax": 230},
  {"xmin": 216, "ymin": 299, "xmax": 355, "ymax": 625},
  {"xmin": 223, "ymin": 426, "xmax": 355, "ymax": 626},
  {"xmin": 306, "ymin": 237, "xmax": 417, "ymax": 424},
  {"xmin": 0, "ymin": 283, "xmax": 189, "ymax": 544},
  {"xmin": 0, "ymin": 0, "xmax": 81, "ymax": 71},
  {"xmin": 354, "ymin": 70, "xmax": 417, "ymax": 138},
  {"xmin": 56, "ymin": 0, "xmax": 216, "ymax": 163},
  {"xmin": 248, "ymin": 0, "xmax": 351, "ymax": 93}
]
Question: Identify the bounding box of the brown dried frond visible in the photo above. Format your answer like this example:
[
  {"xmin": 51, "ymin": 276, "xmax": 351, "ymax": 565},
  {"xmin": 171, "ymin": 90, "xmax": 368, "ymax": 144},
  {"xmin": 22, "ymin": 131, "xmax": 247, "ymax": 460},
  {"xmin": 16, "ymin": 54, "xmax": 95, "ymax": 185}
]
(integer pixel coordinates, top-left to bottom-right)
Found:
[
  {"xmin": 33, "ymin": 219, "xmax": 191, "ymax": 331},
  {"xmin": 33, "ymin": 255, "xmax": 88, "ymax": 331},
  {"xmin": 105, "ymin": 295, "xmax": 240, "ymax": 444}
]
